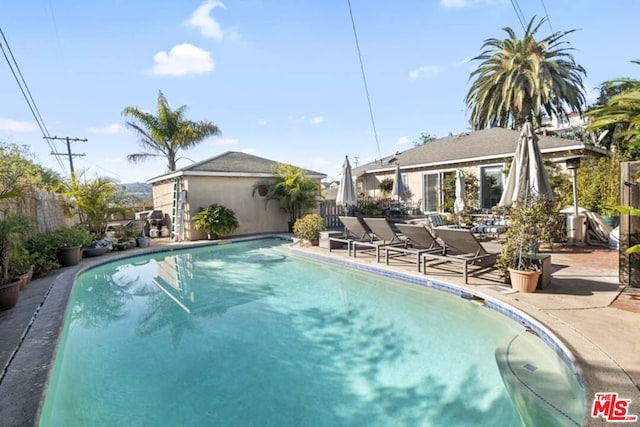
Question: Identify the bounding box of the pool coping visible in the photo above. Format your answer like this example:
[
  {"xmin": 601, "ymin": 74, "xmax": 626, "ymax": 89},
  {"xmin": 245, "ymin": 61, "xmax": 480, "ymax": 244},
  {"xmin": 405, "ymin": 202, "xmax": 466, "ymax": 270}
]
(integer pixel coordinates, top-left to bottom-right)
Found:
[{"xmin": 1, "ymin": 235, "xmax": 636, "ymax": 427}]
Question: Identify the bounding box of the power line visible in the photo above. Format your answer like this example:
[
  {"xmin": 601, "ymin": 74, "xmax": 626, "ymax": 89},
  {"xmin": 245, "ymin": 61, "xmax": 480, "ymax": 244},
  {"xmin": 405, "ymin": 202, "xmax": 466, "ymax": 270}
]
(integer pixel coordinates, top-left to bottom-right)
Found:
[
  {"xmin": 346, "ymin": 0, "xmax": 382, "ymax": 162},
  {"xmin": 0, "ymin": 26, "xmax": 67, "ymax": 173},
  {"xmin": 540, "ymin": 0, "xmax": 554, "ymax": 33},
  {"xmin": 510, "ymin": 0, "xmax": 527, "ymax": 32}
]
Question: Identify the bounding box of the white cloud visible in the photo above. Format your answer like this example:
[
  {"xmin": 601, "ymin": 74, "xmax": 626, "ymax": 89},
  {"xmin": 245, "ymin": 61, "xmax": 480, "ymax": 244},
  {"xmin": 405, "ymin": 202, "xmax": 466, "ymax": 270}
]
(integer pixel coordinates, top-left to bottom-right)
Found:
[
  {"xmin": 88, "ymin": 123, "xmax": 125, "ymax": 134},
  {"xmin": 310, "ymin": 116, "xmax": 325, "ymax": 125},
  {"xmin": 240, "ymin": 148, "xmax": 256, "ymax": 155},
  {"xmin": 409, "ymin": 65, "xmax": 439, "ymax": 79},
  {"xmin": 0, "ymin": 118, "xmax": 37, "ymax": 132},
  {"xmin": 257, "ymin": 119, "xmax": 268, "ymax": 126},
  {"xmin": 396, "ymin": 136, "xmax": 411, "ymax": 145},
  {"xmin": 185, "ymin": 0, "xmax": 240, "ymax": 40},
  {"xmin": 151, "ymin": 43, "xmax": 214, "ymax": 76},
  {"xmin": 214, "ymin": 137, "xmax": 239, "ymax": 146}
]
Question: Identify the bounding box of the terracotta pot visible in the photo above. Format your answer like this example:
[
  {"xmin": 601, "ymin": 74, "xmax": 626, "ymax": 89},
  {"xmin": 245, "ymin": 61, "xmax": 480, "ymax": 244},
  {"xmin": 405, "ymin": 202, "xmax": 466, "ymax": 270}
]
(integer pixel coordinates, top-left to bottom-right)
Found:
[
  {"xmin": 508, "ymin": 268, "xmax": 540, "ymax": 293},
  {"xmin": 18, "ymin": 273, "xmax": 28, "ymax": 290},
  {"xmin": 0, "ymin": 279, "xmax": 21, "ymax": 310},
  {"xmin": 57, "ymin": 246, "xmax": 82, "ymax": 267}
]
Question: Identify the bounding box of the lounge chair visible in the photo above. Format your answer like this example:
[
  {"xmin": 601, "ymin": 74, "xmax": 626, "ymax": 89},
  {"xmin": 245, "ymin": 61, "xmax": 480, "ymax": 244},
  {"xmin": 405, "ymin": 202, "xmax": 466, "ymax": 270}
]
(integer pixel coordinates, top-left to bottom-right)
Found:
[
  {"xmin": 385, "ymin": 223, "xmax": 445, "ymax": 271},
  {"xmin": 427, "ymin": 228, "xmax": 499, "ymax": 284},
  {"xmin": 361, "ymin": 217, "xmax": 407, "ymax": 246},
  {"xmin": 329, "ymin": 216, "xmax": 375, "ymax": 256},
  {"xmin": 335, "ymin": 217, "xmax": 404, "ymax": 262}
]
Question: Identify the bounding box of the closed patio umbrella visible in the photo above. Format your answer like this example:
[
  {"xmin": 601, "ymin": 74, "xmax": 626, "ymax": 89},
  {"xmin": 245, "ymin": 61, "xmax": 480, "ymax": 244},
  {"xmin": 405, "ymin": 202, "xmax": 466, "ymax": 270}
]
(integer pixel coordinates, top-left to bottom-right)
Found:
[
  {"xmin": 391, "ymin": 163, "xmax": 406, "ymax": 203},
  {"xmin": 336, "ymin": 155, "xmax": 357, "ymax": 208},
  {"xmin": 499, "ymin": 121, "xmax": 554, "ymax": 207},
  {"xmin": 453, "ymin": 169, "xmax": 466, "ymax": 215}
]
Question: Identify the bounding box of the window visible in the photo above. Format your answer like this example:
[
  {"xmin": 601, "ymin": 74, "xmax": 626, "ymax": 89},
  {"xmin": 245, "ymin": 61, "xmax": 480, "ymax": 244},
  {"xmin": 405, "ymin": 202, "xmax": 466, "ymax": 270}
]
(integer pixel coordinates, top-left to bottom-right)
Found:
[
  {"xmin": 422, "ymin": 173, "xmax": 441, "ymax": 212},
  {"xmin": 479, "ymin": 166, "xmax": 503, "ymax": 209}
]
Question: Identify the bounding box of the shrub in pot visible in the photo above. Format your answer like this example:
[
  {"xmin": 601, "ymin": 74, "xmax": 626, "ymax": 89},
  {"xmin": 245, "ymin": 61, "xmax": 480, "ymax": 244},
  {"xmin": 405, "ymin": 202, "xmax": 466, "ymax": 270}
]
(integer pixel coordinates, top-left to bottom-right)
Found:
[
  {"xmin": 192, "ymin": 204, "xmax": 239, "ymax": 239},
  {"xmin": 0, "ymin": 210, "xmax": 31, "ymax": 309},
  {"xmin": 52, "ymin": 227, "xmax": 93, "ymax": 267},
  {"xmin": 496, "ymin": 195, "xmax": 555, "ymax": 292},
  {"xmin": 293, "ymin": 214, "xmax": 326, "ymax": 246}
]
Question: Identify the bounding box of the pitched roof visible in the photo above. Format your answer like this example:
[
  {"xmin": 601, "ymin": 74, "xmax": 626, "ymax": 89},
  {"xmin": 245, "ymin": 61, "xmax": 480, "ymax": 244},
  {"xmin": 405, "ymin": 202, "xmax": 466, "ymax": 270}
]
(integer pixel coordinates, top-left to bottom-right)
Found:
[
  {"xmin": 353, "ymin": 127, "xmax": 607, "ymax": 176},
  {"xmin": 147, "ymin": 151, "xmax": 326, "ymax": 183}
]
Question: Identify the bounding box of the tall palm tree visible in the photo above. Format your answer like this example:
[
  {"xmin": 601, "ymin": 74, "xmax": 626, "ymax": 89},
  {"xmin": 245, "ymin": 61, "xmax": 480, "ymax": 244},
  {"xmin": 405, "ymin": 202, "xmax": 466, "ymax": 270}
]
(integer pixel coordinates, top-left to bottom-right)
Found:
[
  {"xmin": 122, "ymin": 90, "xmax": 220, "ymax": 171},
  {"xmin": 465, "ymin": 17, "xmax": 586, "ymax": 130},
  {"xmin": 586, "ymin": 60, "xmax": 640, "ymax": 155}
]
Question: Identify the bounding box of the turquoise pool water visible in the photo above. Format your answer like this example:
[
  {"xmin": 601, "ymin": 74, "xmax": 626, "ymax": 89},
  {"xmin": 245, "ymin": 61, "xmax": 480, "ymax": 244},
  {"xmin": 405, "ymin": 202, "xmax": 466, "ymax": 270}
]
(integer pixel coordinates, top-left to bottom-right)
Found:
[{"xmin": 40, "ymin": 238, "xmax": 583, "ymax": 426}]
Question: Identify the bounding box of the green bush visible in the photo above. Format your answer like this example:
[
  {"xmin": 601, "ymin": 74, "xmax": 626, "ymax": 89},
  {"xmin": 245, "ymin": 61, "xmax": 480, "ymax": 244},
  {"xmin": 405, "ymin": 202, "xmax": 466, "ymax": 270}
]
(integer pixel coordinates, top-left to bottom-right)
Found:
[
  {"xmin": 52, "ymin": 227, "xmax": 94, "ymax": 248},
  {"xmin": 293, "ymin": 214, "xmax": 326, "ymax": 244},
  {"xmin": 192, "ymin": 204, "xmax": 239, "ymax": 239}
]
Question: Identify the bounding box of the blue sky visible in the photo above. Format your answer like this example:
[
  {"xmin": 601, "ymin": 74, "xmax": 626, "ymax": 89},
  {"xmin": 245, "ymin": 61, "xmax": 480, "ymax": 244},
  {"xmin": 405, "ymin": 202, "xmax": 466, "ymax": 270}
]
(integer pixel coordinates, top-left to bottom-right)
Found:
[{"xmin": 1, "ymin": 0, "xmax": 638, "ymax": 183}]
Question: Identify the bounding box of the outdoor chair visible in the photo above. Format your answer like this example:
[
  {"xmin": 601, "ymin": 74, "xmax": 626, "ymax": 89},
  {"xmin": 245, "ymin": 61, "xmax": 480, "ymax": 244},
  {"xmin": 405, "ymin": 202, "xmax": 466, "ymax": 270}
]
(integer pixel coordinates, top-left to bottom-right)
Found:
[
  {"xmin": 361, "ymin": 217, "xmax": 407, "ymax": 246},
  {"xmin": 470, "ymin": 217, "xmax": 509, "ymax": 240},
  {"xmin": 330, "ymin": 216, "xmax": 375, "ymax": 256},
  {"xmin": 386, "ymin": 223, "xmax": 445, "ymax": 271},
  {"xmin": 351, "ymin": 217, "xmax": 409, "ymax": 261},
  {"xmin": 427, "ymin": 228, "xmax": 499, "ymax": 284},
  {"xmin": 426, "ymin": 213, "xmax": 460, "ymax": 230}
]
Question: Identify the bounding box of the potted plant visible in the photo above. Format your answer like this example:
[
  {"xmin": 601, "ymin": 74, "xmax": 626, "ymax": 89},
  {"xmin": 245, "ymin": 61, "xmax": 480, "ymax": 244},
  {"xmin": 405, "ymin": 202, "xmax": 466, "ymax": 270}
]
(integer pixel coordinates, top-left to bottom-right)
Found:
[
  {"xmin": 192, "ymin": 203, "xmax": 239, "ymax": 240},
  {"xmin": 262, "ymin": 164, "xmax": 321, "ymax": 232},
  {"xmin": 293, "ymin": 214, "xmax": 326, "ymax": 246},
  {"xmin": 8, "ymin": 246, "xmax": 34, "ymax": 289},
  {"xmin": 0, "ymin": 210, "xmax": 31, "ymax": 309},
  {"xmin": 54, "ymin": 227, "xmax": 93, "ymax": 267},
  {"xmin": 496, "ymin": 195, "xmax": 556, "ymax": 292}
]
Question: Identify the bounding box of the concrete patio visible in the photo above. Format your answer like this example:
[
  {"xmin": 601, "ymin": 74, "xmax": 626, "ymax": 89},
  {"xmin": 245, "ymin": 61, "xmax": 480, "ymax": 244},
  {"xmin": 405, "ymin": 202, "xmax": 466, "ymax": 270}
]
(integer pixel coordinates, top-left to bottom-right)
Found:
[{"xmin": 0, "ymin": 237, "xmax": 638, "ymax": 426}]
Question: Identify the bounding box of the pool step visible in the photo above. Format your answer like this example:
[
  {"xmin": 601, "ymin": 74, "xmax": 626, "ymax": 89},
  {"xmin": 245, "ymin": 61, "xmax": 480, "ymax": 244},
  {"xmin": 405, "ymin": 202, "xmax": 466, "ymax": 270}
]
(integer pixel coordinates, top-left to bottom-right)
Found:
[{"xmin": 495, "ymin": 332, "xmax": 584, "ymax": 427}]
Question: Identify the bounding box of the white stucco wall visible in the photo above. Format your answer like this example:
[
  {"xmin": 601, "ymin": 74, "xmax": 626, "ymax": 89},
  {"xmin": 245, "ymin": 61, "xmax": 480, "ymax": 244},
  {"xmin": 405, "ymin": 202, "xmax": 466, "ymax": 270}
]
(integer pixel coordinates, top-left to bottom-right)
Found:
[{"xmin": 182, "ymin": 176, "xmax": 289, "ymax": 240}]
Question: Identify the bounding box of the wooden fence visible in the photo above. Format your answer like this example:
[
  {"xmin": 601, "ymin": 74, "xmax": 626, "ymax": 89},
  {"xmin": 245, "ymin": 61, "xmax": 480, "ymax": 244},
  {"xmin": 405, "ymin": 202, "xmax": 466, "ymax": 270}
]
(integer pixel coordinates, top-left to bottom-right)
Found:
[{"xmin": 318, "ymin": 201, "xmax": 347, "ymax": 229}]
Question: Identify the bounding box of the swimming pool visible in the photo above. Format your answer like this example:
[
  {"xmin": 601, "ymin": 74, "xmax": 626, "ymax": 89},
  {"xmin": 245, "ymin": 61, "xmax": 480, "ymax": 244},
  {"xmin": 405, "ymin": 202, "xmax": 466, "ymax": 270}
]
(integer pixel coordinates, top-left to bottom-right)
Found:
[{"xmin": 39, "ymin": 238, "xmax": 584, "ymax": 426}]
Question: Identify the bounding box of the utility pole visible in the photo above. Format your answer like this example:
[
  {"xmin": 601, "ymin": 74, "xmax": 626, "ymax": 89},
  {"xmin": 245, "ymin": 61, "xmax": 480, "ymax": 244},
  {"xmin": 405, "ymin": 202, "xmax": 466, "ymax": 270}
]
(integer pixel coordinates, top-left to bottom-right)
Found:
[{"xmin": 44, "ymin": 136, "xmax": 87, "ymax": 177}]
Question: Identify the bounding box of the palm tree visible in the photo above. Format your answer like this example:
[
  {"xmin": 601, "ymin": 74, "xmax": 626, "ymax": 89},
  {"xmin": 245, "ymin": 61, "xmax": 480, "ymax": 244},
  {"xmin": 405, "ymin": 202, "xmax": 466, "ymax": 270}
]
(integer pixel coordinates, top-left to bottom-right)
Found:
[
  {"xmin": 586, "ymin": 60, "xmax": 640, "ymax": 156},
  {"xmin": 122, "ymin": 90, "xmax": 220, "ymax": 171},
  {"xmin": 465, "ymin": 17, "xmax": 586, "ymax": 130}
]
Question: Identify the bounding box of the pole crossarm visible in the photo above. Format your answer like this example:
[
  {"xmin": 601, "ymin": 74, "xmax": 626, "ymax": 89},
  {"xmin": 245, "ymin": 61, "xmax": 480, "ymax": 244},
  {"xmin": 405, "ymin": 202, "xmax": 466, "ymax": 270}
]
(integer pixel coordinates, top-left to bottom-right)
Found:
[{"xmin": 43, "ymin": 136, "xmax": 87, "ymax": 175}]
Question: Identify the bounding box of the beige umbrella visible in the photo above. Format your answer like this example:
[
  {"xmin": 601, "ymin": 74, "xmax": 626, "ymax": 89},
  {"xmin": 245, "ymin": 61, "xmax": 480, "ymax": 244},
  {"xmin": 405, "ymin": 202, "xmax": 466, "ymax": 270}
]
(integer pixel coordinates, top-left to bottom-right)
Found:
[
  {"xmin": 499, "ymin": 122, "xmax": 554, "ymax": 207},
  {"xmin": 454, "ymin": 169, "xmax": 466, "ymax": 215},
  {"xmin": 391, "ymin": 163, "xmax": 406, "ymax": 203},
  {"xmin": 336, "ymin": 156, "xmax": 357, "ymax": 207}
]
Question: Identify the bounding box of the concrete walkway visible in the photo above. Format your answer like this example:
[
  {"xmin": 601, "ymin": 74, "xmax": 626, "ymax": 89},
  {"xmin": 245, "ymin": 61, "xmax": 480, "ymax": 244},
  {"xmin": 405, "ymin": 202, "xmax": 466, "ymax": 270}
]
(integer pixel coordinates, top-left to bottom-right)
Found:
[{"xmin": 0, "ymin": 239, "xmax": 638, "ymax": 426}]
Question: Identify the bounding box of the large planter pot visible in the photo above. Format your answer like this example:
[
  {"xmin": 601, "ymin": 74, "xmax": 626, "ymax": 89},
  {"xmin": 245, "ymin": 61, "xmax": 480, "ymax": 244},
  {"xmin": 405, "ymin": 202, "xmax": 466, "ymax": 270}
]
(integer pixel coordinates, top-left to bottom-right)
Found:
[
  {"xmin": 0, "ymin": 279, "xmax": 21, "ymax": 310},
  {"xmin": 83, "ymin": 246, "xmax": 109, "ymax": 258},
  {"xmin": 508, "ymin": 268, "xmax": 540, "ymax": 293},
  {"xmin": 57, "ymin": 246, "xmax": 83, "ymax": 267}
]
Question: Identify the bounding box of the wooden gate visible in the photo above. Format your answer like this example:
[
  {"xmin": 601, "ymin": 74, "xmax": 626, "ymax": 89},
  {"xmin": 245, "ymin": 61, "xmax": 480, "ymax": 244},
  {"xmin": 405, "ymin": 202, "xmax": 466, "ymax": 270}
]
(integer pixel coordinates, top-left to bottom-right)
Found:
[{"xmin": 620, "ymin": 161, "xmax": 640, "ymax": 287}]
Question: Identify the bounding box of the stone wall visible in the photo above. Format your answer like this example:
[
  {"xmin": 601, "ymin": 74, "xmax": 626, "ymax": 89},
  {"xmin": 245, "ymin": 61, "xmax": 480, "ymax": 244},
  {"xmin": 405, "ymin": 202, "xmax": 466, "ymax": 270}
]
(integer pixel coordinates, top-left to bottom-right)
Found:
[{"xmin": 0, "ymin": 189, "xmax": 76, "ymax": 232}]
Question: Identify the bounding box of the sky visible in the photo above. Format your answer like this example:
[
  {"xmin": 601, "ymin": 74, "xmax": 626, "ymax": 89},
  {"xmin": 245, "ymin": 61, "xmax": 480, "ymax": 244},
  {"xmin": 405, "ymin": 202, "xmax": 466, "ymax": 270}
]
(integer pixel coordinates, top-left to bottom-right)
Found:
[{"xmin": 1, "ymin": 0, "xmax": 639, "ymax": 184}]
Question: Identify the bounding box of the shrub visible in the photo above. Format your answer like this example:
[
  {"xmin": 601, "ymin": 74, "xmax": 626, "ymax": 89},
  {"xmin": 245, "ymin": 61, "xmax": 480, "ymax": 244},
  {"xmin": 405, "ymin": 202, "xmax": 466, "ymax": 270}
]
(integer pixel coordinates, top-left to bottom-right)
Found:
[
  {"xmin": 192, "ymin": 204, "xmax": 239, "ymax": 239},
  {"xmin": 293, "ymin": 214, "xmax": 326, "ymax": 244}
]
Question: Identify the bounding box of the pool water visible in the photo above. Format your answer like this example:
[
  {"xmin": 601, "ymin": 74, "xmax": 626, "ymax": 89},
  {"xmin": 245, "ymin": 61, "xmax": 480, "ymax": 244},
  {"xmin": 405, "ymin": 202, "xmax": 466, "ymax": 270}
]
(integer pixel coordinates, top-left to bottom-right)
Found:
[{"xmin": 40, "ymin": 238, "xmax": 583, "ymax": 426}]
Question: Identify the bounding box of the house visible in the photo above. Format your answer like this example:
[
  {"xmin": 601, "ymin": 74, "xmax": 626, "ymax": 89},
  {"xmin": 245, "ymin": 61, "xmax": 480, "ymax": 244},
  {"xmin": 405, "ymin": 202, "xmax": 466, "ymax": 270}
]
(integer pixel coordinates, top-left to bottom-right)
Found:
[
  {"xmin": 352, "ymin": 127, "xmax": 609, "ymax": 213},
  {"xmin": 147, "ymin": 151, "xmax": 326, "ymax": 240}
]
